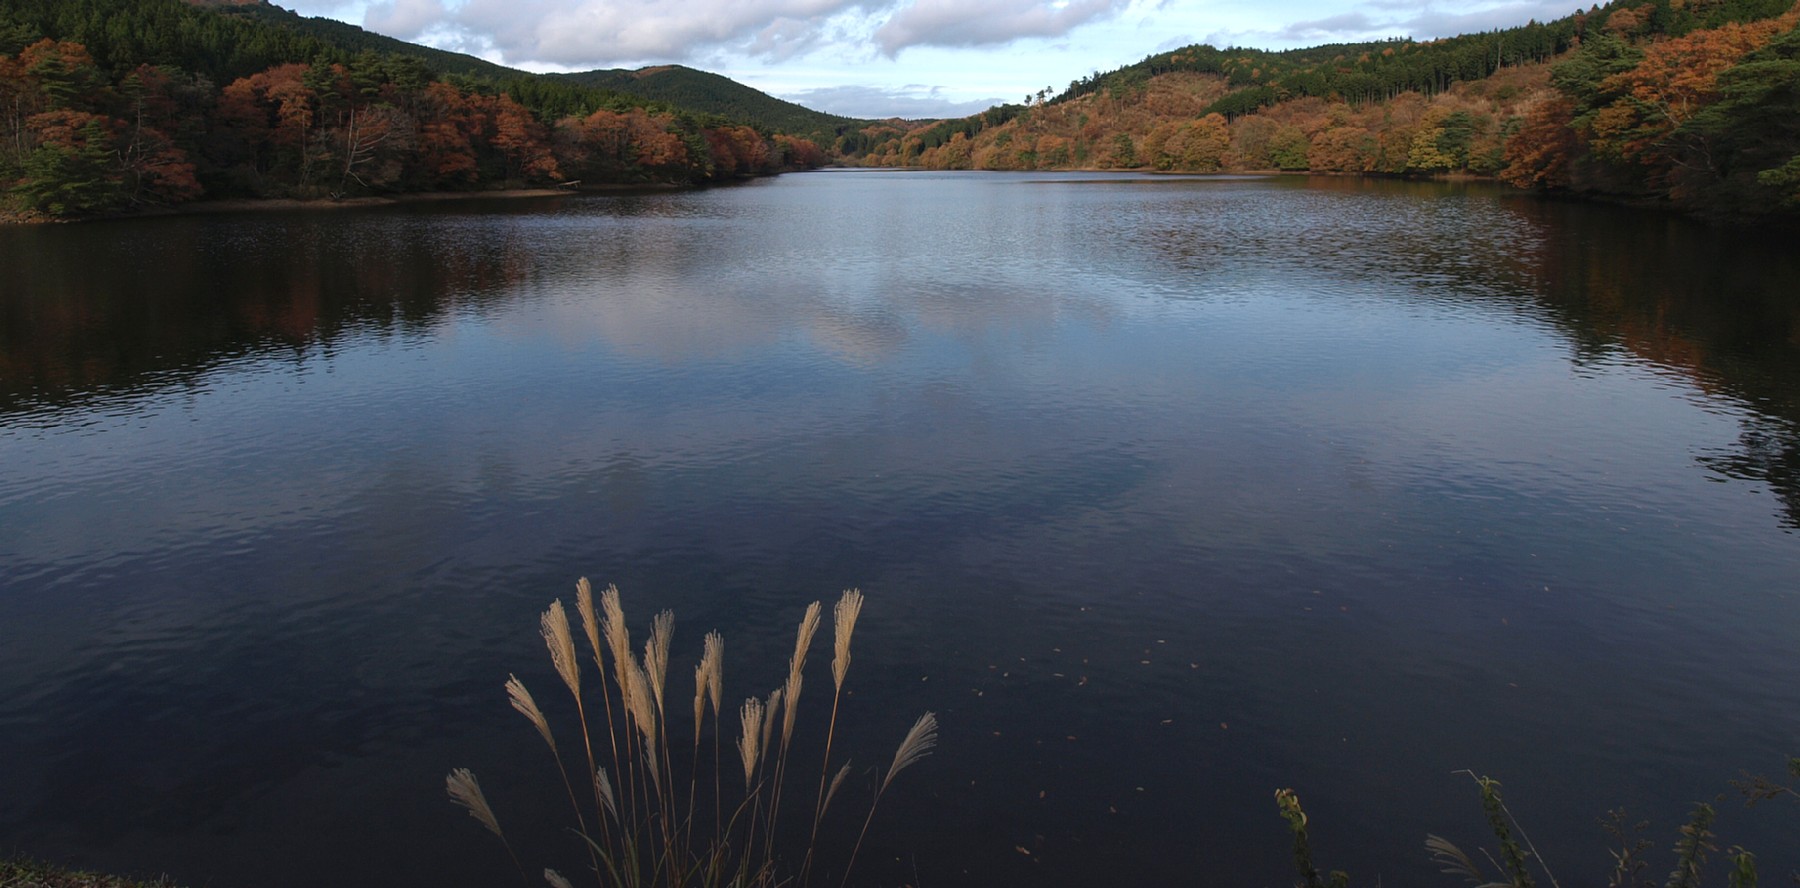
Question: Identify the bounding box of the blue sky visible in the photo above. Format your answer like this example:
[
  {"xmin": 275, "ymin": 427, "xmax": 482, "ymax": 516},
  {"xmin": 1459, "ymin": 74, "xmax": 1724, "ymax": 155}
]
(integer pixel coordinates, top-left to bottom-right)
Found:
[{"xmin": 278, "ymin": 0, "xmax": 1580, "ymax": 118}]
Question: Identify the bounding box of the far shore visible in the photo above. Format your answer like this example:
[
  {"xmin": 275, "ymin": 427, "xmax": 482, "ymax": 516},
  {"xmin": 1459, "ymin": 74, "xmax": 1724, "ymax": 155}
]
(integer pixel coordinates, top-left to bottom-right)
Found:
[
  {"xmin": 0, "ymin": 181, "xmax": 694, "ymax": 224},
  {"xmin": 170, "ymin": 182, "xmax": 689, "ymax": 217}
]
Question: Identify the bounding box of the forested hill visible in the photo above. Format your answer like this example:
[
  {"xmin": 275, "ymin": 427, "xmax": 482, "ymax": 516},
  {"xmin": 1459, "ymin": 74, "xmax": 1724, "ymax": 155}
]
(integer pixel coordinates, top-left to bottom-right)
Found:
[
  {"xmin": 558, "ymin": 66, "xmax": 858, "ymax": 144},
  {"xmin": 849, "ymin": 0, "xmax": 1800, "ymax": 218},
  {"xmin": 0, "ymin": 0, "xmax": 831, "ymax": 220},
  {"xmin": 215, "ymin": 1, "xmax": 521, "ymax": 82}
]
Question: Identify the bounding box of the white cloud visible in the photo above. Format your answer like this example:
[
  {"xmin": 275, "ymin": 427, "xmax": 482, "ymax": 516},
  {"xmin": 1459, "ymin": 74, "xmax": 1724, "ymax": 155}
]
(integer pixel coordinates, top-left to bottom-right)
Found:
[
  {"xmin": 873, "ymin": 0, "xmax": 1133, "ymax": 57},
  {"xmin": 277, "ymin": 0, "xmax": 1587, "ymax": 123},
  {"xmin": 364, "ymin": 0, "xmax": 448, "ymax": 37},
  {"xmin": 1275, "ymin": 12, "xmax": 1379, "ymax": 42},
  {"xmin": 341, "ymin": 0, "xmax": 885, "ymax": 67},
  {"xmin": 1220, "ymin": 0, "xmax": 1577, "ymax": 48}
]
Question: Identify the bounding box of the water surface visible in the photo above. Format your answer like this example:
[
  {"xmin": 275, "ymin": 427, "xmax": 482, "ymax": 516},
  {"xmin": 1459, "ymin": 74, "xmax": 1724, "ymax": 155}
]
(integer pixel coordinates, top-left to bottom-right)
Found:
[{"xmin": 2, "ymin": 171, "xmax": 1798, "ymax": 887}]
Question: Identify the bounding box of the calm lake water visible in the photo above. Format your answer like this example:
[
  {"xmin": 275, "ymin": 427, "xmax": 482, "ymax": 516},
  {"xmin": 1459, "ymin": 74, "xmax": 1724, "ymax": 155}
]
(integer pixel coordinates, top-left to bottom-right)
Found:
[{"xmin": 2, "ymin": 170, "xmax": 1798, "ymax": 887}]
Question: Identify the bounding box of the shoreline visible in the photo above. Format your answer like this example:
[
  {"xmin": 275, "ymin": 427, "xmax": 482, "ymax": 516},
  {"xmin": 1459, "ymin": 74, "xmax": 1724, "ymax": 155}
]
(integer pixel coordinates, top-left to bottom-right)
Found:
[{"xmin": 0, "ymin": 182, "xmax": 691, "ymax": 225}]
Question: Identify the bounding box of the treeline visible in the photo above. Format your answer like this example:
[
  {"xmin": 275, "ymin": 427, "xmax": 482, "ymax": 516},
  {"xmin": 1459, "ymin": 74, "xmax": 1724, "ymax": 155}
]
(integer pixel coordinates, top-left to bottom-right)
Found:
[
  {"xmin": 846, "ymin": 0, "xmax": 1800, "ymax": 217},
  {"xmin": 1053, "ymin": 0, "xmax": 1792, "ymax": 116},
  {"xmin": 0, "ymin": 41, "xmax": 826, "ymax": 218},
  {"xmin": 1503, "ymin": 10, "xmax": 1800, "ymax": 214},
  {"xmin": 0, "ymin": 0, "xmax": 826, "ymax": 217},
  {"xmin": 556, "ymin": 65, "xmax": 862, "ymax": 145},
  {"xmin": 0, "ymin": 0, "xmax": 664, "ymax": 115}
]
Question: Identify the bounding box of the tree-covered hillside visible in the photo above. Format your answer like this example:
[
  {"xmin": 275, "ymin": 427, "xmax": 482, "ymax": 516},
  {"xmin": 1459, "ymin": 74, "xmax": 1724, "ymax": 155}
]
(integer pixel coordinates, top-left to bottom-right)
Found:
[
  {"xmin": 0, "ymin": 0, "xmax": 827, "ymax": 219},
  {"xmin": 848, "ymin": 0, "xmax": 1800, "ymax": 218},
  {"xmin": 558, "ymin": 65, "xmax": 862, "ymax": 144}
]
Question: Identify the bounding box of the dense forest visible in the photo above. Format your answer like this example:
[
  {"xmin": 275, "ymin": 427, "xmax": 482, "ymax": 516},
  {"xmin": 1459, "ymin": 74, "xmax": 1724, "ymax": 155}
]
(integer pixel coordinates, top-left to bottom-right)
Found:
[
  {"xmin": 846, "ymin": 0, "xmax": 1800, "ymax": 218},
  {"xmin": 0, "ymin": 0, "xmax": 827, "ymax": 220},
  {"xmin": 5, "ymin": 0, "xmax": 1800, "ymax": 220},
  {"xmin": 556, "ymin": 66, "xmax": 859, "ymax": 145}
]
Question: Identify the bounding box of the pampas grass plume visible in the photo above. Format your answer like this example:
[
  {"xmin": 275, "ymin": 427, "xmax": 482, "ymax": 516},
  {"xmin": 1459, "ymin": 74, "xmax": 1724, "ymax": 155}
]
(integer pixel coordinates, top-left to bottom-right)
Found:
[
  {"xmin": 446, "ymin": 768, "xmax": 505, "ymax": 840},
  {"xmin": 832, "ymin": 589, "xmax": 863, "ymax": 691},
  {"xmin": 542, "ymin": 599, "xmax": 580, "ymax": 697},
  {"xmin": 507, "ymin": 674, "xmax": 556, "ymax": 753},
  {"xmin": 738, "ymin": 696, "xmax": 765, "ymax": 788},
  {"xmin": 884, "ymin": 712, "xmax": 938, "ymax": 792}
]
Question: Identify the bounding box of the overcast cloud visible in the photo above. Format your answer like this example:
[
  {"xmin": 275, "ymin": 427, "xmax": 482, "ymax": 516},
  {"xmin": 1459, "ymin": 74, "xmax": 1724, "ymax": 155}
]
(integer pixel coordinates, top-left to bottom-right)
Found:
[{"xmin": 279, "ymin": 0, "xmax": 1591, "ymax": 118}]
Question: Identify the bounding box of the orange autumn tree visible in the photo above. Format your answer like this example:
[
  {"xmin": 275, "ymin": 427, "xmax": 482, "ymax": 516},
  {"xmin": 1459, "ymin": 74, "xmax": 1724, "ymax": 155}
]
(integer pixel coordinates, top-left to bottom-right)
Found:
[
  {"xmin": 1585, "ymin": 10, "xmax": 1799, "ymax": 181},
  {"xmin": 1501, "ymin": 94, "xmax": 1580, "ymax": 188},
  {"xmin": 217, "ymin": 63, "xmax": 321, "ymax": 190},
  {"xmin": 415, "ymin": 81, "xmax": 481, "ymax": 187},
  {"xmin": 489, "ymin": 93, "xmax": 560, "ymax": 182},
  {"xmin": 4, "ymin": 40, "xmax": 199, "ymax": 215}
]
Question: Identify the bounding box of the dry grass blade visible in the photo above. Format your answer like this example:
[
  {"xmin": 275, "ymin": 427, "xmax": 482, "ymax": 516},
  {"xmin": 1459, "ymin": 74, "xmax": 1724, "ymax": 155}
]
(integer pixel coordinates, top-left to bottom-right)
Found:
[
  {"xmin": 704, "ymin": 631, "xmax": 723, "ymax": 715},
  {"xmin": 596, "ymin": 767, "xmax": 618, "ymax": 823},
  {"xmin": 543, "ymin": 868, "xmax": 575, "ymax": 888},
  {"xmin": 576, "ymin": 578, "xmax": 603, "ymax": 667},
  {"xmin": 542, "ymin": 599, "xmax": 580, "ymax": 697},
  {"xmin": 760, "ymin": 688, "xmax": 784, "ymax": 771},
  {"xmin": 738, "ymin": 696, "xmax": 766, "ymax": 788},
  {"xmin": 643, "ymin": 734, "xmax": 661, "ymax": 785},
  {"xmin": 600, "ymin": 584, "xmax": 631, "ymax": 675},
  {"xmin": 792, "ymin": 601, "xmax": 822, "ymax": 678},
  {"xmin": 645, "ymin": 609, "xmax": 674, "ymax": 716},
  {"xmin": 693, "ymin": 655, "xmax": 710, "ymax": 741},
  {"xmin": 623, "ymin": 653, "xmax": 658, "ymax": 746},
  {"xmin": 782, "ymin": 670, "xmax": 804, "ymax": 748},
  {"xmin": 446, "ymin": 768, "xmax": 505, "ymax": 840},
  {"xmin": 1427, "ymin": 834, "xmax": 1507, "ymax": 887},
  {"xmin": 832, "ymin": 589, "xmax": 863, "ymax": 691},
  {"xmin": 506, "ymin": 674, "xmax": 556, "ymax": 753},
  {"xmin": 883, "ymin": 712, "xmax": 938, "ymax": 791},
  {"xmin": 694, "ymin": 632, "xmax": 723, "ymax": 742},
  {"xmin": 822, "ymin": 762, "xmax": 852, "ymax": 816}
]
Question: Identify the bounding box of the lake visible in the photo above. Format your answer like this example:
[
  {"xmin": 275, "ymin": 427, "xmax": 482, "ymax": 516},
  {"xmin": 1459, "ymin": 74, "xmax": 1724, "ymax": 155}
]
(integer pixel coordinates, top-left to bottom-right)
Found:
[{"xmin": 2, "ymin": 170, "xmax": 1798, "ymax": 887}]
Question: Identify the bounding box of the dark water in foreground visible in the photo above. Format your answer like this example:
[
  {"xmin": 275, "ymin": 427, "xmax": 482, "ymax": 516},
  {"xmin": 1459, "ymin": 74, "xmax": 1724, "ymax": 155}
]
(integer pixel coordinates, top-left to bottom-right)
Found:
[{"xmin": 1, "ymin": 171, "xmax": 1797, "ymax": 887}]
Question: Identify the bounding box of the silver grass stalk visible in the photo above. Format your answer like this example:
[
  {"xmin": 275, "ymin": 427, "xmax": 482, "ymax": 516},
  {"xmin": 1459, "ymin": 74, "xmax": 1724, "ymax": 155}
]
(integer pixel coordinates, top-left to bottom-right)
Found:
[
  {"xmin": 704, "ymin": 631, "xmax": 723, "ymax": 715},
  {"xmin": 644, "ymin": 609, "xmax": 673, "ymax": 716},
  {"xmin": 760, "ymin": 688, "xmax": 783, "ymax": 771},
  {"xmin": 643, "ymin": 734, "xmax": 661, "ymax": 786},
  {"xmin": 791, "ymin": 601, "xmax": 822, "ymax": 678},
  {"xmin": 506, "ymin": 674, "xmax": 556, "ymax": 753},
  {"xmin": 781, "ymin": 602, "xmax": 820, "ymax": 748},
  {"xmin": 883, "ymin": 711, "xmax": 938, "ymax": 792},
  {"xmin": 623, "ymin": 652, "xmax": 658, "ymax": 747},
  {"xmin": 782, "ymin": 669, "xmax": 804, "ymax": 749},
  {"xmin": 842, "ymin": 712, "xmax": 940, "ymax": 888},
  {"xmin": 694, "ymin": 633, "xmax": 723, "ymax": 745},
  {"xmin": 544, "ymin": 868, "xmax": 575, "ymax": 888},
  {"xmin": 575, "ymin": 578, "xmax": 603, "ymax": 668},
  {"xmin": 822, "ymin": 762, "xmax": 852, "ymax": 816},
  {"xmin": 446, "ymin": 768, "xmax": 505, "ymax": 840},
  {"xmin": 694, "ymin": 656, "xmax": 709, "ymax": 743},
  {"xmin": 738, "ymin": 696, "xmax": 765, "ymax": 788},
  {"xmin": 600, "ymin": 584, "xmax": 631, "ymax": 678},
  {"xmin": 542, "ymin": 599, "xmax": 580, "ymax": 697},
  {"xmin": 832, "ymin": 589, "xmax": 864, "ymax": 691},
  {"xmin": 596, "ymin": 767, "xmax": 618, "ymax": 823}
]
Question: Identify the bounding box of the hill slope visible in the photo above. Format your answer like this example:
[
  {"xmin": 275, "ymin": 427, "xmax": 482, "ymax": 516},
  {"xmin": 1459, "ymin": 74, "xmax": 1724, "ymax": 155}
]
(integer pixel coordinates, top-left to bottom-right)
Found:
[
  {"xmin": 558, "ymin": 65, "xmax": 859, "ymax": 141},
  {"xmin": 847, "ymin": 0, "xmax": 1800, "ymax": 218},
  {"xmin": 0, "ymin": 0, "xmax": 831, "ymax": 219}
]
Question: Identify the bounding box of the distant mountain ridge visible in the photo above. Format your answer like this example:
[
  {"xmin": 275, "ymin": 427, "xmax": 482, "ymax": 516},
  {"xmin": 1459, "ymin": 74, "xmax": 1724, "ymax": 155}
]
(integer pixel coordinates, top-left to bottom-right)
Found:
[
  {"xmin": 180, "ymin": 0, "xmax": 860, "ymax": 140},
  {"xmin": 557, "ymin": 66, "xmax": 857, "ymax": 141},
  {"xmin": 0, "ymin": 0, "xmax": 834, "ymax": 219}
]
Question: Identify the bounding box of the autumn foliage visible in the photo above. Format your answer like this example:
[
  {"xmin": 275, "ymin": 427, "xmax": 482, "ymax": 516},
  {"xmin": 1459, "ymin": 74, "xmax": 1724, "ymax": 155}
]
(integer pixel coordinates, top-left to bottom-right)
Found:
[
  {"xmin": 1, "ymin": 40, "xmax": 826, "ymax": 219},
  {"xmin": 842, "ymin": 0, "xmax": 1800, "ymax": 217}
]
